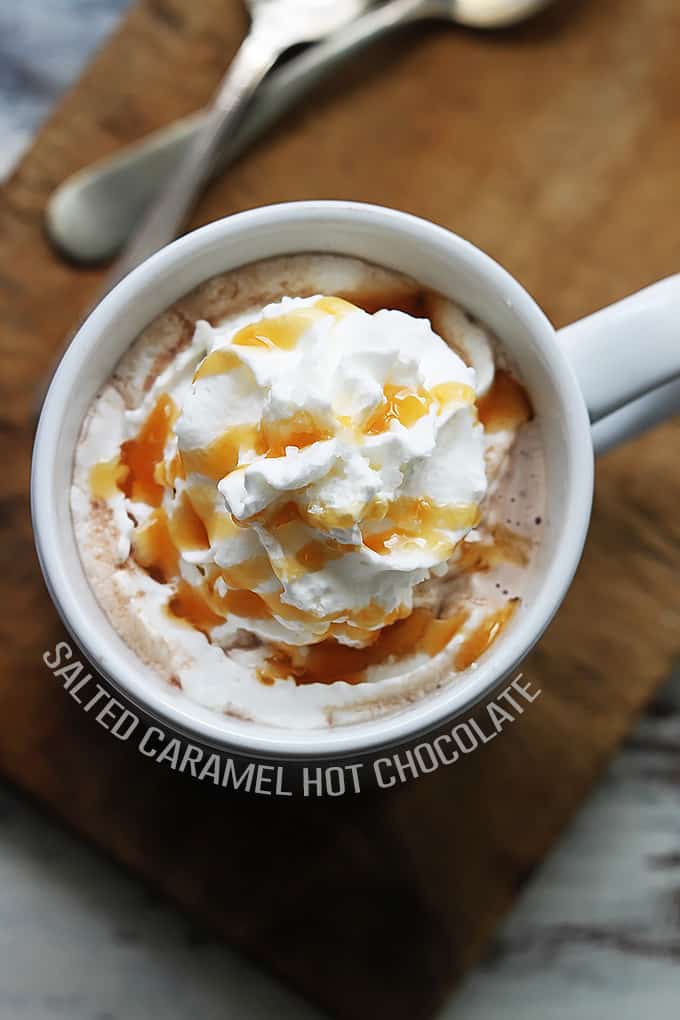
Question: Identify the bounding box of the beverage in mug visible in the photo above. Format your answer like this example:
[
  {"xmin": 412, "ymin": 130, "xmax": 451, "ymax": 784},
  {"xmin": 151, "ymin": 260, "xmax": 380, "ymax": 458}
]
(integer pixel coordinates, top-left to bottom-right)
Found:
[{"xmin": 71, "ymin": 253, "xmax": 545, "ymax": 729}]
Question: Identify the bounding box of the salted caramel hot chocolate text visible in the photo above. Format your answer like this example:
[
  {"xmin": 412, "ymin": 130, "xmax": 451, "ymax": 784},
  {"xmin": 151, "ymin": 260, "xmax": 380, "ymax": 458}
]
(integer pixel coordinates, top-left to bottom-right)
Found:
[{"xmin": 71, "ymin": 255, "xmax": 544, "ymax": 727}]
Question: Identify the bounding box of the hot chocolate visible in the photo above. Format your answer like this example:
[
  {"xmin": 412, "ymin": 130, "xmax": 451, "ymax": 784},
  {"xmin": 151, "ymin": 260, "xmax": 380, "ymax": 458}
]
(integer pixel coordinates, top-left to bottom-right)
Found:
[{"xmin": 71, "ymin": 254, "xmax": 545, "ymax": 728}]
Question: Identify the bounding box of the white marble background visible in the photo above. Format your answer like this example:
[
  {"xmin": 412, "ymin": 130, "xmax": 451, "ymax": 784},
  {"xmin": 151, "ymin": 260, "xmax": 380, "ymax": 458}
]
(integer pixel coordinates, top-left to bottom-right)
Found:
[{"xmin": 3, "ymin": 2, "xmax": 680, "ymax": 1017}]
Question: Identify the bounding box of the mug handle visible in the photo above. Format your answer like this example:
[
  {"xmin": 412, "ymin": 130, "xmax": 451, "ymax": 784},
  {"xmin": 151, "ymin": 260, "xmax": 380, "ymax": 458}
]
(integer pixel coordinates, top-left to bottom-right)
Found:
[{"xmin": 558, "ymin": 276, "xmax": 680, "ymax": 454}]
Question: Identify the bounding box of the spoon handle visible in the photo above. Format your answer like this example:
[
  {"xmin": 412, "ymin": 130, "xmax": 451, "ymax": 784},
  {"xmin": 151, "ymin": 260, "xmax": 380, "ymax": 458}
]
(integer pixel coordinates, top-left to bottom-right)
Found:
[
  {"xmin": 47, "ymin": 0, "xmax": 435, "ymax": 265},
  {"xmin": 106, "ymin": 31, "xmax": 280, "ymax": 287}
]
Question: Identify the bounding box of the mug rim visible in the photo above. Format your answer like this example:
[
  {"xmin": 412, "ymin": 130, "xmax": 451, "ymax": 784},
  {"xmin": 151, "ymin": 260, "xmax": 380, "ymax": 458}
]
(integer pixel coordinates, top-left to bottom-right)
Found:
[{"xmin": 31, "ymin": 201, "xmax": 594, "ymax": 759}]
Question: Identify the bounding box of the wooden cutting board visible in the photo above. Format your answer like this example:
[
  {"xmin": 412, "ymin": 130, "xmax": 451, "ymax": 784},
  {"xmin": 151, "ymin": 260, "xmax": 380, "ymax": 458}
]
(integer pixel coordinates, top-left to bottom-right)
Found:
[{"xmin": 2, "ymin": 1, "xmax": 680, "ymax": 1016}]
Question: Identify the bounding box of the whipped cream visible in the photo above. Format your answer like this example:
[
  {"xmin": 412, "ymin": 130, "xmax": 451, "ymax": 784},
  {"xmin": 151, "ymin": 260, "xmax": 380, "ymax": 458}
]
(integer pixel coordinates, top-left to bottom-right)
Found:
[{"xmin": 139, "ymin": 295, "xmax": 486, "ymax": 648}]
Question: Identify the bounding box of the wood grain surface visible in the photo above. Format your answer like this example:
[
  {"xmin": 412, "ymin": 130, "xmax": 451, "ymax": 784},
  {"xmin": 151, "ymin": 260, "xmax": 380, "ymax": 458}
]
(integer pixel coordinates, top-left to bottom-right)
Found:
[{"xmin": 2, "ymin": 1, "xmax": 680, "ymax": 1016}]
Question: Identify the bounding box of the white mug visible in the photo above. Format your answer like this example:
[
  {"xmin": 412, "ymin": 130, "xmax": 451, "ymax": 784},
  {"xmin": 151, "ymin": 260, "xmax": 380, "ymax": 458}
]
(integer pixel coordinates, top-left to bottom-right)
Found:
[{"xmin": 31, "ymin": 202, "xmax": 680, "ymax": 780}]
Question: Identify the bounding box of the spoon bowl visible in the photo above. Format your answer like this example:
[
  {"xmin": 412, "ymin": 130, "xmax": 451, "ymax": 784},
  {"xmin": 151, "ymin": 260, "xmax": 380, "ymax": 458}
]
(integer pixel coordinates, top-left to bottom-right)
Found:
[{"xmin": 450, "ymin": 0, "xmax": 555, "ymax": 28}]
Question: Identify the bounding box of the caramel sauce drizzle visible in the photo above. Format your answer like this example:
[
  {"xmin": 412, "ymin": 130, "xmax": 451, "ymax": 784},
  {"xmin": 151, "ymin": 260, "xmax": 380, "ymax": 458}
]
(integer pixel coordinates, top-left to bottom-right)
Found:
[
  {"xmin": 167, "ymin": 576, "xmax": 273, "ymax": 635},
  {"xmin": 180, "ymin": 424, "xmax": 263, "ymax": 481},
  {"xmin": 265, "ymin": 501, "xmax": 301, "ymax": 529},
  {"xmin": 432, "ymin": 381, "xmax": 475, "ymax": 407},
  {"xmin": 185, "ymin": 484, "xmax": 238, "ymax": 543},
  {"xmin": 362, "ymin": 381, "xmax": 474, "ymax": 437},
  {"xmin": 454, "ymin": 602, "xmax": 517, "ymax": 671},
  {"xmin": 132, "ymin": 509, "xmax": 179, "ymax": 585},
  {"xmin": 168, "ymin": 491, "xmax": 210, "ymax": 551},
  {"xmin": 349, "ymin": 600, "xmax": 408, "ymax": 630},
  {"xmin": 206, "ymin": 584, "xmax": 271, "ymax": 620},
  {"xmin": 364, "ymin": 384, "xmax": 433, "ymax": 435},
  {"xmin": 119, "ymin": 393, "xmax": 178, "ymax": 506},
  {"xmin": 478, "ymin": 370, "xmax": 533, "ymax": 433},
  {"xmin": 193, "ymin": 349, "xmax": 241, "ymax": 381},
  {"xmin": 231, "ymin": 296, "xmax": 354, "ymax": 352},
  {"xmin": 193, "ymin": 297, "xmax": 354, "ymax": 380},
  {"xmin": 166, "ymin": 580, "xmax": 223, "ymax": 635},
  {"xmin": 253, "ymin": 593, "xmax": 409, "ymax": 635},
  {"xmin": 249, "ymin": 494, "xmax": 481, "ymax": 559},
  {"xmin": 273, "ymin": 536, "xmax": 355, "ymax": 583},
  {"xmin": 362, "ymin": 498, "xmax": 481, "ymax": 556},
  {"xmin": 301, "ymin": 503, "xmax": 359, "ymax": 532},
  {"xmin": 259, "ymin": 589, "xmax": 319, "ymax": 626},
  {"xmin": 216, "ymin": 556, "xmax": 272, "ymax": 591},
  {"xmin": 180, "ymin": 410, "xmax": 333, "ymax": 483},
  {"xmin": 89, "ymin": 457, "xmax": 129, "ymax": 501},
  {"xmin": 295, "ymin": 539, "xmax": 349, "ymax": 572},
  {"xmin": 261, "ymin": 411, "xmax": 333, "ymax": 458},
  {"xmin": 155, "ymin": 451, "xmax": 186, "ymax": 488},
  {"xmin": 258, "ymin": 607, "xmax": 469, "ymax": 686}
]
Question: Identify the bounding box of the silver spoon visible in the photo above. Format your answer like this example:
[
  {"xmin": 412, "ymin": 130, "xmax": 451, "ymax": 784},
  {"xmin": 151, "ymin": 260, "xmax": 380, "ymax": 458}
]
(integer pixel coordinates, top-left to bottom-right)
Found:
[
  {"xmin": 101, "ymin": 0, "xmax": 371, "ymax": 287},
  {"xmin": 47, "ymin": 0, "xmax": 554, "ymax": 266}
]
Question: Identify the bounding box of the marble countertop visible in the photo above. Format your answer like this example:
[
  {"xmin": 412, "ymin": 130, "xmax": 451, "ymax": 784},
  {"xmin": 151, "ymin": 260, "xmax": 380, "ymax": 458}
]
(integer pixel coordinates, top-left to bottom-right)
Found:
[{"xmin": 3, "ymin": 3, "xmax": 679, "ymax": 1017}]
